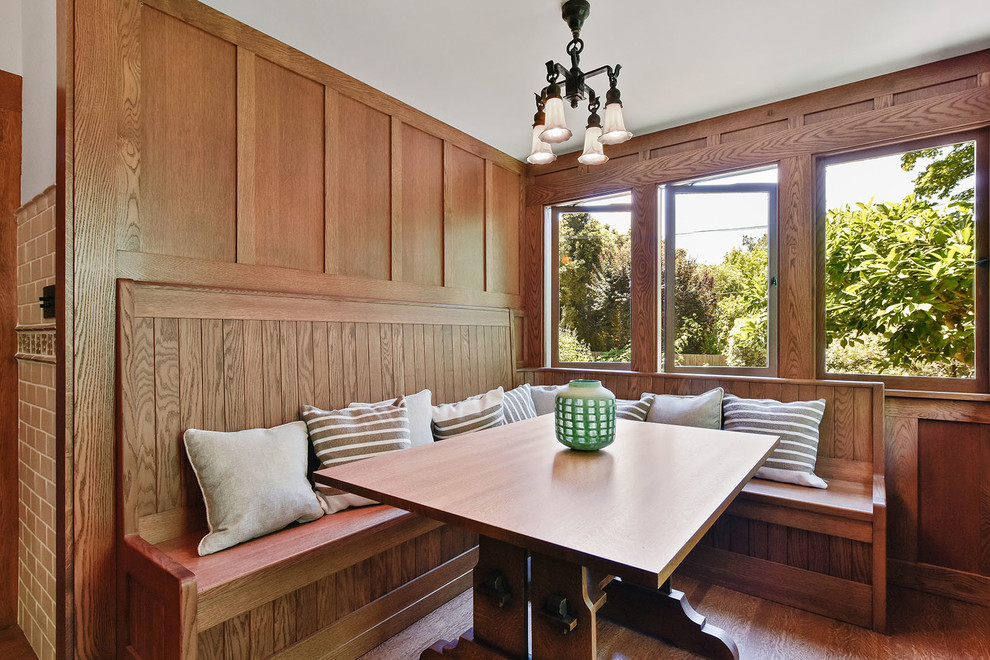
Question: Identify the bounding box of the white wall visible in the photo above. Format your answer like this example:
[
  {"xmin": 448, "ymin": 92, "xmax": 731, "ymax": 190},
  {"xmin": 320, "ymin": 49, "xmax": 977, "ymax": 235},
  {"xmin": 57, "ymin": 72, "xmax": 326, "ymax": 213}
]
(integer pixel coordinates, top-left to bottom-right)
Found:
[
  {"xmin": 20, "ymin": 0, "xmax": 56, "ymax": 203},
  {"xmin": 0, "ymin": 0, "xmax": 23, "ymax": 75}
]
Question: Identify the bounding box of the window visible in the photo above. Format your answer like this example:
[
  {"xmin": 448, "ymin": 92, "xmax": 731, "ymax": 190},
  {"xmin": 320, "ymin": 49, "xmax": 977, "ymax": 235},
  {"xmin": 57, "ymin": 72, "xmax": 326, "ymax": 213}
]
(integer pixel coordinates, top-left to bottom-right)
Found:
[
  {"xmin": 549, "ymin": 193, "xmax": 632, "ymax": 366},
  {"xmin": 660, "ymin": 167, "xmax": 778, "ymax": 373},
  {"xmin": 822, "ymin": 132, "xmax": 987, "ymax": 388}
]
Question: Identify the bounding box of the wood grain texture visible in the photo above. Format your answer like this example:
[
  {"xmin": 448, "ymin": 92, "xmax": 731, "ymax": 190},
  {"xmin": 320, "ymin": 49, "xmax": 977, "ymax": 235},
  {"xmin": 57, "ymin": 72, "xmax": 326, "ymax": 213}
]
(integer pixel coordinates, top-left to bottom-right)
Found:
[
  {"xmin": 242, "ymin": 56, "xmax": 325, "ymax": 271},
  {"xmin": 885, "ymin": 416, "xmax": 919, "ymax": 562},
  {"xmin": 397, "ymin": 123, "xmax": 444, "ymax": 286},
  {"xmin": 317, "ymin": 415, "xmax": 777, "ymax": 589},
  {"xmin": 140, "ymin": 6, "xmax": 237, "ymax": 262},
  {"xmin": 0, "ymin": 69, "xmax": 19, "ymax": 626},
  {"xmin": 328, "ymin": 94, "xmax": 392, "ymax": 280},
  {"xmin": 485, "ymin": 164, "xmax": 521, "ymax": 295},
  {"xmin": 776, "ymin": 156, "xmax": 815, "ymax": 379},
  {"xmin": 444, "ymin": 143, "xmax": 486, "ymax": 291},
  {"xmin": 630, "ymin": 185, "xmax": 658, "ymax": 373}
]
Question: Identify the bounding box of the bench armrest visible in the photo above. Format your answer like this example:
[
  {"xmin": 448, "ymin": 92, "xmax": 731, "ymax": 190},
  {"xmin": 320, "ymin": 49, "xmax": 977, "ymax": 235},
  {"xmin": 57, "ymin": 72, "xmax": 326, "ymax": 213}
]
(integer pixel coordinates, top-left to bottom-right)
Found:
[{"xmin": 119, "ymin": 534, "xmax": 198, "ymax": 660}]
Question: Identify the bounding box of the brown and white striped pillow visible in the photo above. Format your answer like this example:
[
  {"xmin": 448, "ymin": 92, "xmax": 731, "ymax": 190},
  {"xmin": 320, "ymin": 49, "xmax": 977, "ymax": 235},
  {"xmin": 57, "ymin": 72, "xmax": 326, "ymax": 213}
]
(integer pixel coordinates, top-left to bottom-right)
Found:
[
  {"xmin": 431, "ymin": 387, "xmax": 505, "ymax": 440},
  {"xmin": 302, "ymin": 403, "xmax": 411, "ymax": 513}
]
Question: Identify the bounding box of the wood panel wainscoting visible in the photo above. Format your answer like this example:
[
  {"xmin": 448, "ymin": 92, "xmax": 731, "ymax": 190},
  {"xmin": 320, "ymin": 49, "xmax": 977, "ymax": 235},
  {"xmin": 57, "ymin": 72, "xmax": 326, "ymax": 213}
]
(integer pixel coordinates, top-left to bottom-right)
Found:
[
  {"xmin": 885, "ymin": 393, "xmax": 990, "ymax": 607},
  {"xmin": 527, "ymin": 369, "xmax": 887, "ymax": 632},
  {"xmin": 69, "ymin": 0, "xmax": 527, "ymax": 654},
  {"xmin": 115, "ymin": 279, "xmax": 522, "ymax": 659}
]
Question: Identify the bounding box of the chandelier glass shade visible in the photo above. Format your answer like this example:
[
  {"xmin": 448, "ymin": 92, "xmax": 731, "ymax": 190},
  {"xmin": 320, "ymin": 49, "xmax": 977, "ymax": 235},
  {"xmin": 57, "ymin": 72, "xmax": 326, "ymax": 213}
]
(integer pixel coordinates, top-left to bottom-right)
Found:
[{"xmin": 527, "ymin": 0, "xmax": 632, "ymax": 166}]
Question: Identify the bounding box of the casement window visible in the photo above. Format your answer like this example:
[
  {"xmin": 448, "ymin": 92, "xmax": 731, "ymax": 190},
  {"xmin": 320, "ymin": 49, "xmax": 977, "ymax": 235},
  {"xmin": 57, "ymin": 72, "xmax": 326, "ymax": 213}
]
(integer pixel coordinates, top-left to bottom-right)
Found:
[
  {"xmin": 659, "ymin": 166, "xmax": 778, "ymax": 374},
  {"xmin": 548, "ymin": 192, "xmax": 633, "ymax": 367},
  {"xmin": 820, "ymin": 131, "xmax": 989, "ymax": 391}
]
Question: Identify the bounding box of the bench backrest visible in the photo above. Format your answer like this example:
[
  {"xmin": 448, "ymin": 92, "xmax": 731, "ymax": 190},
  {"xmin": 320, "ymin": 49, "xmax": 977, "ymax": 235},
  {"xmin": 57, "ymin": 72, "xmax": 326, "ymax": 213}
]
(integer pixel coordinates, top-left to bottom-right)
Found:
[
  {"xmin": 531, "ymin": 369, "xmax": 884, "ymax": 483},
  {"xmin": 117, "ymin": 280, "xmax": 516, "ymax": 543}
]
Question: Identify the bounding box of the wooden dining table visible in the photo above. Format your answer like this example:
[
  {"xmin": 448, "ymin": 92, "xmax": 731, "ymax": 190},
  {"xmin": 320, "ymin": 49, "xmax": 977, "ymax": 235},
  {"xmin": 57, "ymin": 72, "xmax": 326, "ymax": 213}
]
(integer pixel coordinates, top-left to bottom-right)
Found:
[{"xmin": 314, "ymin": 414, "xmax": 778, "ymax": 659}]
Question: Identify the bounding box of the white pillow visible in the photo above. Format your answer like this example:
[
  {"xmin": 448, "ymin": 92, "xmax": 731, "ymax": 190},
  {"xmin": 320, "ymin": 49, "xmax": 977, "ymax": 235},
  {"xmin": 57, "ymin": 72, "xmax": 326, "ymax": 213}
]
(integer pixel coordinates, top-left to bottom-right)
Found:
[
  {"xmin": 432, "ymin": 387, "xmax": 505, "ymax": 440},
  {"xmin": 530, "ymin": 384, "xmax": 565, "ymax": 416},
  {"xmin": 184, "ymin": 421, "xmax": 325, "ymax": 556},
  {"xmin": 349, "ymin": 389, "xmax": 433, "ymax": 447}
]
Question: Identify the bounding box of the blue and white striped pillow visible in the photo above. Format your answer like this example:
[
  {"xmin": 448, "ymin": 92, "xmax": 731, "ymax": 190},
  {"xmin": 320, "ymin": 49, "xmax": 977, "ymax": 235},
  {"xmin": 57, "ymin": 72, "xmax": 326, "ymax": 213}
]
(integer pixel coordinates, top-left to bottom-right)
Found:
[
  {"xmin": 722, "ymin": 394, "xmax": 828, "ymax": 489},
  {"xmin": 502, "ymin": 384, "xmax": 538, "ymax": 424}
]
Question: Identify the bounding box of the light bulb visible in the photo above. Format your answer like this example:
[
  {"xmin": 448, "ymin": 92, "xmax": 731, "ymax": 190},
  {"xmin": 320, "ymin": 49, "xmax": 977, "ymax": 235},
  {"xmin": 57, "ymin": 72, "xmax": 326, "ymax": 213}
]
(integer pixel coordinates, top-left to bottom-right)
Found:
[
  {"xmin": 527, "ymin": 125, "xmax": 557, "ymax": 165},
  {"xmin": 599, "ymin": 102, "xmax": 632, "ymax": 145},
  {"xmin": 540, "ymin": 95, "xmax": 572, "ymax": 144},
  {"xmin": 578, "ymin": 125, "xmax": 608, "ymax": 165}
]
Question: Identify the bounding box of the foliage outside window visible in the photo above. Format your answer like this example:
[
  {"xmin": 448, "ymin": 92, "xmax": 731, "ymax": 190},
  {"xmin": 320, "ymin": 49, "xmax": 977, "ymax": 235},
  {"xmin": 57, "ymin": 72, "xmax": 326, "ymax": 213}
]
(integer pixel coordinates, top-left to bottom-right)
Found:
[
  {"xmin": 661, "ymin": 168, "xmax": 778, "ymax": 372},
  {"xmin": 824, "ymin": 138, "xmax": 980, "ymax": 380},
  {"xmin": 552, "ymin": 194, "xmax": 632, "ymax": 365}
]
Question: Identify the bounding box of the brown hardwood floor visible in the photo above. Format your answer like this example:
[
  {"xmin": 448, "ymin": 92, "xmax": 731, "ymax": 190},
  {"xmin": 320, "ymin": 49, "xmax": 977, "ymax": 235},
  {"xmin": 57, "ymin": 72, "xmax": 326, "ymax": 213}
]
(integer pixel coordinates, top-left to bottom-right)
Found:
[
  {"xmin": 0, "ymin": 625, "xmax": 38, "ymax": 660},
  {"xmin": 360, "ymin": 577, "xmax": 990, "ymax": 659}
]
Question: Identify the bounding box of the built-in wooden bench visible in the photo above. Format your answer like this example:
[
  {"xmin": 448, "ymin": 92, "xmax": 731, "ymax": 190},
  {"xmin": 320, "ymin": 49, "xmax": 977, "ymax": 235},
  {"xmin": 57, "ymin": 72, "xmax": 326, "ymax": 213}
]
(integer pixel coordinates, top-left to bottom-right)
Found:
[
  {"xmin": 529, "ymin": 369, "xmax": 887, "ymax": 632},
  {"xmin": 116, "ymin": 280, "xmax": 517, "ymax": 659}
]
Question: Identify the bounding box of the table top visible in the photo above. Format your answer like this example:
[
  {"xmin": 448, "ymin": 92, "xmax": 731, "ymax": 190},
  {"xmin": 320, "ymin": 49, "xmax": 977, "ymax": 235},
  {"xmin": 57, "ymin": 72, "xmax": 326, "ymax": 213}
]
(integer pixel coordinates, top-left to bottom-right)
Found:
[{"xmin": 314, "ymin": 415, "xmax": 778, "ymax": 588}]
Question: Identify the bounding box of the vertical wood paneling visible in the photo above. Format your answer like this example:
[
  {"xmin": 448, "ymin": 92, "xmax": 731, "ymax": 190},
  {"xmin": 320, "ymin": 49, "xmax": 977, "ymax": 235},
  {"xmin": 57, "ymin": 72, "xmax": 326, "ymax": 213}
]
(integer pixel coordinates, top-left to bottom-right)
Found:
[
  {"xmin": 242, "ymin": 321, "xmax": 265, "ymax": 430},
  {"xmin": 444, "ymin": 144, "xmax": 486, "ymax": 290},
  {"xmin": 248, "ymin": 601, "xmax": 274, "ymax": 660},
  {"xmin": 279, "ymin": 321, "xmax": 299, "ymax": 421},
  {"xmin": 776, "ymin": 156, "xmax": 815, "ymax": 379},
  {"xmin": 391, "ymin": 324, "xmax": 405, "ymax": 397},
  {"xmin": 154, "ymin": 318, "xmax": 181, "ymax": 512},
  {"xmin": 328, "ymin": 94, "xmax": 392, "ymax": 280},
  {"xmin": 631, "ymin": 184, "xmax": 659, "ymax": 373},
  {"xmin": 243, "ymin": 57, "xmax": 324, "ymax": 272},
  {"xmin": 486, "ymin": 164, "xmax": 521, "ymax": 294},
  {"xmin": 355, "ymin": 324, "xmax": 371, "ymax": 402},
  {"xmin": 261, "ymin": 321, "xmax": 282, "ymax": 427},
  {"xmin": 201, "ymin": 319, "xmax": 226, "ymax": 431},
  {"xmin": 126, "ymin": 318, "xmax": 157, "ymax": 531},
  {"xmin": 222, "ymin": 320, "xmax": 245, "ymax": 432},
  {"xmin": 140, "ymin": 7, "xmax": 237, "ymax": 261},
  {"xmin": 224, "ymin": 612, "xmax": 250, "ymax": 659},
  {"xmin": 886, "ymin": 415, "xmax": 919, "ymax": 562},
  {"xmin": 918, "ymin": 419, "xmax": 989, "ymax": 574},
  {"xmin": 342, "ymin": 323, "xmax": 359, "ymax": 404},
  {"xmin": 272, "ymin": 593, "xmax": 295, "ymax": 652},
  {"xmin": 367, "ymin": 323, "xmax": 384, "ymax": 402},
  {"xmin": 328, "ymin": 323, "xmax": 345, "ymax": 410},
  {"xmin": 296, "ymin": 322, "xmax": 316, "ymax": 408},
  {"xmin": 178, "ymin": 319, "xmax": 205, "ymax": 506},
  {"xmin": 422, "ymin": 326, "xmax": 436, "ymax": 395},
  {"xmin": 312, "ymin": 322, "xmax": 331, "ymax": 410},
  {"xmin": 397, "ymin": 124, "xmax": 444, "ymax": 286}
]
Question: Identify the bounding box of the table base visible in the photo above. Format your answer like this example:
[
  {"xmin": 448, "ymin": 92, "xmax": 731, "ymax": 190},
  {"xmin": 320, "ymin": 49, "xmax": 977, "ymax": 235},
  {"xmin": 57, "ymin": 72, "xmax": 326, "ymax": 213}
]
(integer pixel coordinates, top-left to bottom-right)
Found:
[{"xmin": 421, "ymin": 537, "xmax": 738, "ymax": 660}]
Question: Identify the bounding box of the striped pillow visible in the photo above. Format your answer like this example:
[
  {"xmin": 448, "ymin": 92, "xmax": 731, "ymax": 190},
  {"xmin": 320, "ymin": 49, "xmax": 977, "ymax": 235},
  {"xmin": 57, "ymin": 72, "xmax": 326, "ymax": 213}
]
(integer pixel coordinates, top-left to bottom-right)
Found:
[
  {"xmin": 432, "ymin": 387, "xmax": 505, "ymax": 440},
  {"xmin": 302, "ymin": 403, "xmax": 411, "ymax": 512},
  {"xmin": 722, "ymin": 394, "xmax": 828, "ymax": 489},
  {"xmin": 502, "ymin": 384, "xmax": 538, "ymax": 424},
  {"xmin": 616, "ymin": 396, "xmax": 652, "ymax": 421}
]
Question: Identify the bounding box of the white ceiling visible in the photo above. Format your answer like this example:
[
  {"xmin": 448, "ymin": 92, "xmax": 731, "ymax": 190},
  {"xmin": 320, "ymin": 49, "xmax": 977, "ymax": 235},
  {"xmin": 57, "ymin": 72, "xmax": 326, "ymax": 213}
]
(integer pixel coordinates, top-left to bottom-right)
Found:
[{"xmin": 201, "ymin": 0, "xmax": 990, "ymax": 161}]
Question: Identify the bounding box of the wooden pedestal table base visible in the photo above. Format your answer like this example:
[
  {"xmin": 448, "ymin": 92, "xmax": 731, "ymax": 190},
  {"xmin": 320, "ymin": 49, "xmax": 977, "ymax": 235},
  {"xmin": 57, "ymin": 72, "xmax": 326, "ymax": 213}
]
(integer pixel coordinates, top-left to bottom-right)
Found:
[{"xmin": 422, "ymin": 538, "xmax": 738, "ymax": 660}]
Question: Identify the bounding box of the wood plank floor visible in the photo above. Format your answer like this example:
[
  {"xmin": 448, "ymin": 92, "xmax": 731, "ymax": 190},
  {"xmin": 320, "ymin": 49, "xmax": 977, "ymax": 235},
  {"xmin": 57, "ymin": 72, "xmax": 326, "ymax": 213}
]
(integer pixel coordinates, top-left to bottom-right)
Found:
[{"xmin": 359, "ymin": 577, "xmax": 990, "ymax": 659}]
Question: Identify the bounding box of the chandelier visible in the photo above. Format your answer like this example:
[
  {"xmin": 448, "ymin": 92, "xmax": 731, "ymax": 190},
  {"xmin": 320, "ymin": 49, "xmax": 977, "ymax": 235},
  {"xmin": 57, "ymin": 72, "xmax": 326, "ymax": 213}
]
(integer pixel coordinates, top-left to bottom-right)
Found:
[{"xmin": 528, "ymin": 0, "xmax": 632, "ymax": 166}]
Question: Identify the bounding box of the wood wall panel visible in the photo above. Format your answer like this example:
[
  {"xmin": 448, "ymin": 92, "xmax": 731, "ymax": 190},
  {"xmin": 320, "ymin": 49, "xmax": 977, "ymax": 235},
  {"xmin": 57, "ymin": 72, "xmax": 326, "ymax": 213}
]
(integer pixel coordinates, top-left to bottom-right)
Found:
[
  {"xmin": 444, "ymin": 144, "xmax": 486, "ymax": 291},
  {"xmin": 242, "ymin": 56, "xmax": 325, "ymax": 272},
  {"xmin": 917, "ymin": 419, "xmax": 990, "ymax": 575},
  {"xmin": 0, "ymin": 68, "xmax": 20, "ymax": 626},
  {"xmin": 328, "ymin": 94, "xmax": 391, "ymax": 280},
  {"xmin": 486, "ymin": 164, "xmax": 521, "ymax": 295},
  {"xmin": 140, "ymin": 7, "xmax": 237, "ymax": 262},
  {"xmin": 397, "ymin": 124, "xmax": 444, "ymax": 286}
]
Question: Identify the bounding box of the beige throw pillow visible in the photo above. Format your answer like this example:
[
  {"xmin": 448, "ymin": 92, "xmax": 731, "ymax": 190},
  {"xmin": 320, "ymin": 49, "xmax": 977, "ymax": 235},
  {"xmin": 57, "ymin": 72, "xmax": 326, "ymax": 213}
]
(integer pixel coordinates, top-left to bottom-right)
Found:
[
  {"xmin": 302, "ymin": 403, "xmax": 411, "ymax": 513},
  {"xmin": 432, "ymin": 387, "xmax": 505, "ymax": 440},
  {"xmin": 348, "ymin": 389, "xmax": 433, "ymax": 447},
  {"xmin": 184, "ymin": 421, "xmax": 325, "ymax": 556}
]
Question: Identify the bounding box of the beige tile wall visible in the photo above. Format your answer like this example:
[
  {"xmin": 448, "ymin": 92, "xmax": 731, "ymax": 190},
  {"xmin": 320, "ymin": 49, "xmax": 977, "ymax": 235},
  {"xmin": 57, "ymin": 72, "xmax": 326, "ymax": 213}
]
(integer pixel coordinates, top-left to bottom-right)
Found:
[{"xmin": 15, "ymin": 186, "xmax": 57, "ymax": 660}]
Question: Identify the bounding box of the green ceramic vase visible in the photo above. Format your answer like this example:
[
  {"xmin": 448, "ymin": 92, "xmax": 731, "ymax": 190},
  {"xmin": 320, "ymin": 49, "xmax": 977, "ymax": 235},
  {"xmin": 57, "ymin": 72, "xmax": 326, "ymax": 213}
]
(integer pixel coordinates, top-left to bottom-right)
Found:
[{"xmin": 554, "ymin": 379, "xmax": 617, "ymax": 451}]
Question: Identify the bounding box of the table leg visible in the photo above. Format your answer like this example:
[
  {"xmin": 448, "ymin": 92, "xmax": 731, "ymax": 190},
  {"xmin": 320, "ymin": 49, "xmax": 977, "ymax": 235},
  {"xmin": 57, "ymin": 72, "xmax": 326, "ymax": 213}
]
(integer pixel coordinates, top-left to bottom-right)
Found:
[
  {"xmin": 529, "ymin": 552, "xmax": 607, "ymax": 660},
  {"xmin": 600, "ymin": 578, "xmax": 739, "ymax": 660},
  {"xmin": 421, "ymin": 536, "xmax": 528, "ymax": 660}
]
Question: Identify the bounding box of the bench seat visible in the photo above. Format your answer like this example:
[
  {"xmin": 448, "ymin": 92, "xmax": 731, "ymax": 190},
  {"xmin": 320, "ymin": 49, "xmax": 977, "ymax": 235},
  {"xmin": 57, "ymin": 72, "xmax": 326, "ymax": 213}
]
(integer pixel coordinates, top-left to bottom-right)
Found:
[{"xmin": 119, "ymin": 505, "xmax": 478, "ymax": 659}]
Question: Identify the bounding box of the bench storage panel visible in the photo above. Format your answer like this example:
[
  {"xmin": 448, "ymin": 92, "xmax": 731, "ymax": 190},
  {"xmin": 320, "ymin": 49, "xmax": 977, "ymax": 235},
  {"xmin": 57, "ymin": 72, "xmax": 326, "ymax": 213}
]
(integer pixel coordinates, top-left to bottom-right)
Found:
[
  {"xmin": 530, "ymin": 369, "xmax": 886, "ymax": 632},
  {"xmin": 117, "ymin": 280, "xmax": 516, "ymax": 659}
]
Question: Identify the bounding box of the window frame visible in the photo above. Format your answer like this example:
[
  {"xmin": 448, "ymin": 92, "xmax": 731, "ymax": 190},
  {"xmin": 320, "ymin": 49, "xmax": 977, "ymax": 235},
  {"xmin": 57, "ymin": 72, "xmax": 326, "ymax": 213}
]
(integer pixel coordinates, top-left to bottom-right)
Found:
[
  {"xmin": 660, "ymin": 177, "xmax": 780, "ymax": 376},
  {"xmin": 549, "ymin": 199, "xmax": 634, "ymax": 369},
  {"xmin": 816, "ymin": 129, "xmax": 990, "ymax": 393}
]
